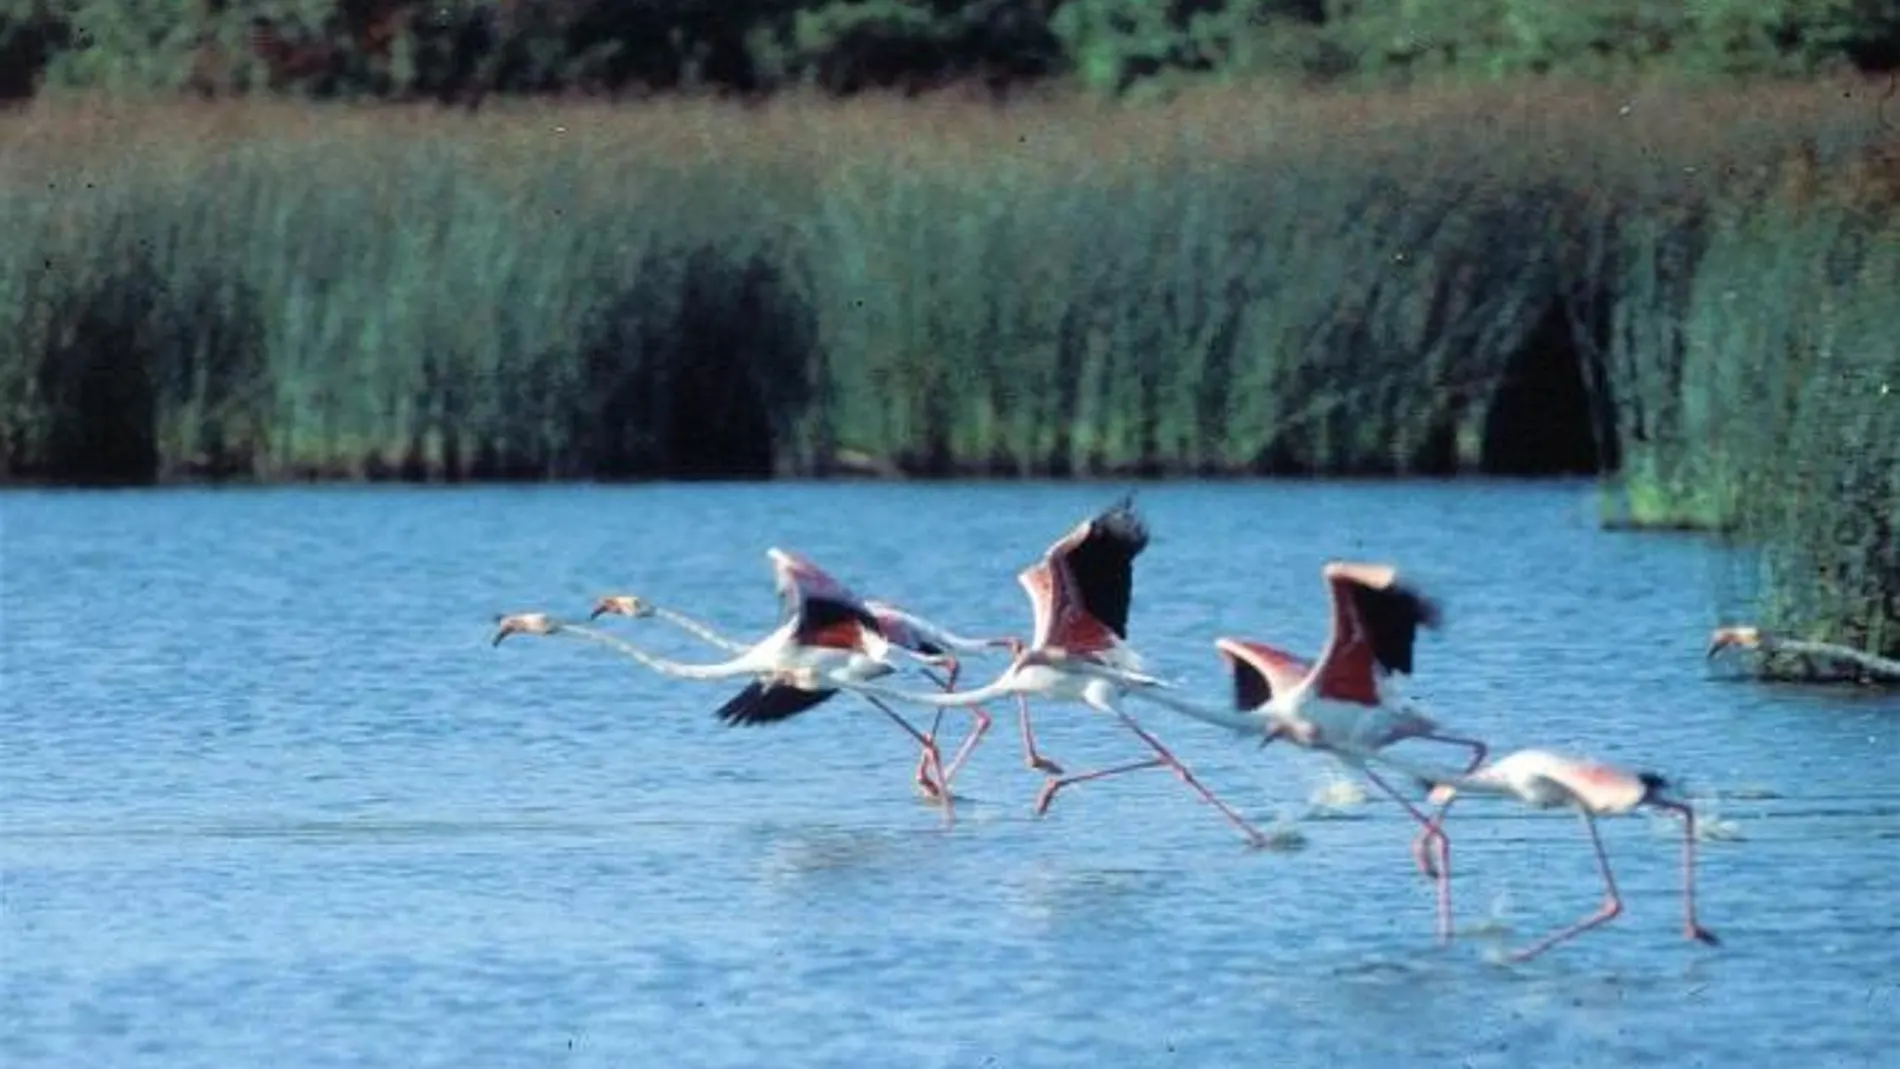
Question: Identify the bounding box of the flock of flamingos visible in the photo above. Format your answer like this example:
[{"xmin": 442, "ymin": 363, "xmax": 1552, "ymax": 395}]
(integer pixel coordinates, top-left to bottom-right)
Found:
[{"xmin": 491, "ymin": 497, "xmax": 1726, "ymax": 964}]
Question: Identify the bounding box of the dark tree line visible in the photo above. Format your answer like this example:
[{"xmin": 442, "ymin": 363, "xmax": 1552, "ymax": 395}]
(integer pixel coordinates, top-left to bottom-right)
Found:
[{"xmin": 4, "ymin": 1, "xmax": 1897, "ymax": 106}]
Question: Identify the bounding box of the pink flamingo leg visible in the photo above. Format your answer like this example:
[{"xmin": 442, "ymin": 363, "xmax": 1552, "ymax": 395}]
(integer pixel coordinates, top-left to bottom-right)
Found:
[
  {"xmin": 1361, "ymin": 765, "xmax": 1456, "ymax": 945},
  {"xmin": 1035, "ymin": 758, "xmax": 1166, "ymax": 815},
  {"xmin": 923, "ymin": 663, "xmax": 995, "ymax": 798},
  {"xmin": 1111, "ymin": 710, "xmax": 1271, "ymax": 849},
  {"xmin": 1016, "ymin": 695, "xmax": 1064, "ymax": 775},
  {"xmin": 906, "ymin": 661, "xmax": 994, "ymax": 802},
  {"xmin": 913, "ymin": 660, "xmax": 958, "ymax": 798},
  {"xmin": 1410, "ymin": 734, "xmax": 1488, "ymax": 880},
  {"xmin": 1508, "ymin": 810, "xmax": 1624, "ymax": 962},
  {"xmin": 859, "ymin": 694, "xmax": 953, "ymax": 828},
  {"xmin": 1651, "ymin": 799, "xmax": 1721, "ymax": 946}
]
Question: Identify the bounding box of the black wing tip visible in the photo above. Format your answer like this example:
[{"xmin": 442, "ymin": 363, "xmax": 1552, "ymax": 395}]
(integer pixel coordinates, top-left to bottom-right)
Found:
[
  {"xmin": 1637, "ymin": 771, "xmax": 1671, "ymax": 794},
  {"xmin": 1230, "ymin": 659, "xmax": 1272, "ymax": 711},
  {"xmin": 798, "ymin": 593, "xmax": 885, "ymax": 639},
  {"xmin": 714, "ymin": 681, "xmax": 837, "ymax": 726},
  {"xmin": 1092, "ymin": 493, "xmax": 1151, "ymax": 555}
]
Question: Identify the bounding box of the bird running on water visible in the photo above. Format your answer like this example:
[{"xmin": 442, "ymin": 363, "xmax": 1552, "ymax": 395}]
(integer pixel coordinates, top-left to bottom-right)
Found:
[
  {"xmin": 1120, "ymin": 559, "xmax": 1488, "ymax": 942},
  {"xmin": 803, "ymin": 497, "xmax": 1274, "ymax": 849},
  {"xmin": 1374, "ymin": 745, "xmax": 1721, "ymax": 962},
  {"xmin": 492, "ymin": 547, "xmax": 975, "ymax": 822},
  {"xmin": 589, "ymin": 586, "xmax": 1023, "ymax": 800}
]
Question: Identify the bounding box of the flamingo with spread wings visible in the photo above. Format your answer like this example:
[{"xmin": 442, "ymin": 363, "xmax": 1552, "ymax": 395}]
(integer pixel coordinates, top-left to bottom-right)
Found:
[
  {"xmin": 1124, "ymin": 561, "xmax": 1490, "ymax": 941},
  {"xmin": 810, "ymin": 498, "xmax": 1272, "ymax": 848},
  {"xmin": 493, "ymin": 547, "xmax": 969, "ymax": 819},
  {"xmin": 589, "ymin": 586, "xmax": 1024, "ymax": 800}
]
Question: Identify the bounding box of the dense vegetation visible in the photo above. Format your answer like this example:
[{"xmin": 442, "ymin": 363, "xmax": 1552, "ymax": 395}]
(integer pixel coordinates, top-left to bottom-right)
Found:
[
  {"xmin": 3, "ymin": 1, "xmax": 1898, "ymax": 106},
  {"xmin": 1, "ymin": 3, "xmax": 1896, "ymax": 667},
  {"xmin": 7, "ymin": 82, "xmax": 1889, "ymax": 487}
]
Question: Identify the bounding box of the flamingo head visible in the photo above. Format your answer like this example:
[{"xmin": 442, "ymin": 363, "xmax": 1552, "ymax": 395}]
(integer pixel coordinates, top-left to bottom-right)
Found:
[
  {"xmin": 590, "ymin": 594, "xmax": 654, "ymax": 621},
  {"xmin": 492, "ymin": 612, "xmax": 561, "ymax": 646},
  {"xmin": 987, "ymin": 635, "xmax": 1027, "ymax": 657},
  {"xmin": 1705, "ymin": 625, "xmax": 1764, "ymax": 659}
]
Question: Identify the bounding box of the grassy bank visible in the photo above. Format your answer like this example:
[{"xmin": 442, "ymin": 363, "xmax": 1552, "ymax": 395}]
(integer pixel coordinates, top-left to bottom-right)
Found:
[
  {"xmin": 0, "ymin": 80, "xmax": 1894, "ymax": 662},
  {"xmin": 3, "ymin": 79, "xmax": 1890, "ymax": 483}
]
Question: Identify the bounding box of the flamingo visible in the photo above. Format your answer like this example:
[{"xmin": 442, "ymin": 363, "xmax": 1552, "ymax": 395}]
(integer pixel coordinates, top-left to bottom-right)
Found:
[
  {"xmin": 589, "ymin": 590, "xmax": 1025, "ymax": 799},
  {"xmin": 1707, "ymin": 625, "xmax": 1900, "ymax": 683},
  {"xmin": 803, "ymin": 497, "xmax": 1273, "ymax": 849},
  {"xmin": 1380, "ymin": 747, "xmax": 1722, "ymax": 962},
  {"xmin": 491, "ymin": 547, "xmax": 968, "ymax": 818},
  {"xmin": 1114, "ymin": 560, "xmax": 1490, "ymax": 942}
]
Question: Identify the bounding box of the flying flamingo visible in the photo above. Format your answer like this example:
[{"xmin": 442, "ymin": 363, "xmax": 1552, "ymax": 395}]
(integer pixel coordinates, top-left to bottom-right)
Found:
[
  {"xmin": 491, "ymin": 547, "xmax": 969, "ymax": 818},
  {"xmin": 589, "ymin": 590, "xmax": 1026, "ymax": 799},
  {"xmin": 1707, "ymin": 625, "xmax": 1900, "ymax": 683},
  {"xmin": 801, "ymin": 497, "xmax": 1274, "ymax": 849},
  {"xmin": 1118, "ymin": 561, "xmax": 1490, "ymax": 943},
  {"xmin": 1377, "ymin": 747, "xmax": 1721, "ymax": 961}
]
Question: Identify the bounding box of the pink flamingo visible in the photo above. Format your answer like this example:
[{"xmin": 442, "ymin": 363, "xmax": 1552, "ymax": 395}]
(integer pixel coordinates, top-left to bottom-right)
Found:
[
  {"xmin": 590, "ymin": 587, "xmax": 1025, "ymax": 799},
  {"xmin": 1390, "ymin": 747, "xmax": 1722, "ymax": 961},
  {"xmin": 1120, "ymin": 561, "xmax": 1490, "ymax": 942},
  {"xmin": 808, "ymin": 498, "xmax": 1273, "ymax": 849},
  {"xmin": 493, "ymin": 548, "xmax": 971, "ymax": 821}
]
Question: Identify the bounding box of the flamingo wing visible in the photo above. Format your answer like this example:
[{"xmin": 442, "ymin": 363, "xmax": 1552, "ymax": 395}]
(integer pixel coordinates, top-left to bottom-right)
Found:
[
  {"xmin": 1215, "ymin": 638, "xmax": 1313, "ymax": 710},
  {"xmin": 1016, "ymin": 562, "xmax": 1061, "ymax": 650},
  {"xmin": 1046, "ymin": 495, "xmax": 1149, "ymax": 639},
  {"xmin": 1017, "ymin": 496, "xmax": 1149, "ymax": 656},
  {"xmin": 714, "ymin": 680, "xmax": 838, "ymax": 726},
  {"xmin": 767, "ymin": 548, "xmax": 886, "ymax": 652},
  {"xmin": 1310, "ymin": 561, "xmax": 1442, "ymax": 705},
  {"xmin": 863, "ymin": 600, "xmax": 946, "ymax": 657}
]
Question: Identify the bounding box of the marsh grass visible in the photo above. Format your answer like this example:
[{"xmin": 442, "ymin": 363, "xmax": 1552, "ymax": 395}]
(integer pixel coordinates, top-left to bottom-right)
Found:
[
  {"xmin": 1, "ymin": 80, "xmax": 1894, "ymax": 657},
  {"xmin": 4, "ymin": 79, "xmax": 1885, "ymax": 484}
]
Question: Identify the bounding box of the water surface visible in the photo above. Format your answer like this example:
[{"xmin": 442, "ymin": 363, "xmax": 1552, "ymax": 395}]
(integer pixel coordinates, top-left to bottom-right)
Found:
[{"xmin": 4, "ymin": 481, "xmax": 1896, "ymax": 1067}]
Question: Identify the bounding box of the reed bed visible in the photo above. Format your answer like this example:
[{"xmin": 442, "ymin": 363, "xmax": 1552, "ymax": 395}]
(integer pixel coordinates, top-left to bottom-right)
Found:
[
  {"xmin": 3, "ymin": 79, "xmax": 1886, "ymax": 484},
  {"xmin": 2, "ymin": 79, "xmax": 1895, "ymax": 659}
]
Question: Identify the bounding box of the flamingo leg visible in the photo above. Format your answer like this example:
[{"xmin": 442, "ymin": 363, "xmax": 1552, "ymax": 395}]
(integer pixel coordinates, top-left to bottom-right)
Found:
[
  {"xmin": 1109, "ymin": 708, "xmax": 1271, "ymax": 849},
  {"xmin": 1016, "ymin": 695, "xmax": 1064, "ymax": 775},
  {"xmin": 1508, "ymin": 809, "xmax": 1623, "ymax": 963},
  {"xmin": 913, "ymin": 661, "xmax": 958, "ymax": 799},
  {"xmin": 1650, "ymin": 799, "xmax": 1721, "ymax": 946},
  {"xmin": 1410, "ymin": 733, "xmax": 1488, "ymax": 881},
  {"xmin": 903, "ymin": 662, "xmax": 994, "ymax": 803},
  {"xmin": 859, "ymin": 693, "xmax": 954, "ymax": 828},
  {"xmin": 1361, "ymin": 765, "xmax": 1456, "ymax": 946},
  {"xmin": 1034, "ymin": 758, "xmax": 1166, "ymax": 815}
]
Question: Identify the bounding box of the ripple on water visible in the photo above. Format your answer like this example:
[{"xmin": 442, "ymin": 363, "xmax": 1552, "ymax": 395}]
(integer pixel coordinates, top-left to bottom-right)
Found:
[{"xmin": 2, "ymin": 482, "xmax": 1896, "ymax": 1069}]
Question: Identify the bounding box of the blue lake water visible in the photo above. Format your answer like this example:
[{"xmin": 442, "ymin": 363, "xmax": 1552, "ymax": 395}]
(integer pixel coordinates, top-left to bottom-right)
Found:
[{"xmin": 3, "ymin": 481, "xmax": 1897, "ymax": 1068}]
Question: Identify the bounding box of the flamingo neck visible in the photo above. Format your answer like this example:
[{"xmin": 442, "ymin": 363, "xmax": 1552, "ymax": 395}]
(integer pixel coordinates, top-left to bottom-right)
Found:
[
  {"xmin": 1123, "ymin": 688, "xmax": 1267, "ymax": 736},
  {"xmin": 651, "ymin": 606, "xmax": 749, "ymax": 653},
  {"xmin": 551, "ymin": 624, "xmax": 755, "ymax": 680},
  {"xmin": 836, "ymin": 670, "xmax": 1021, "ymax": 709}
]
